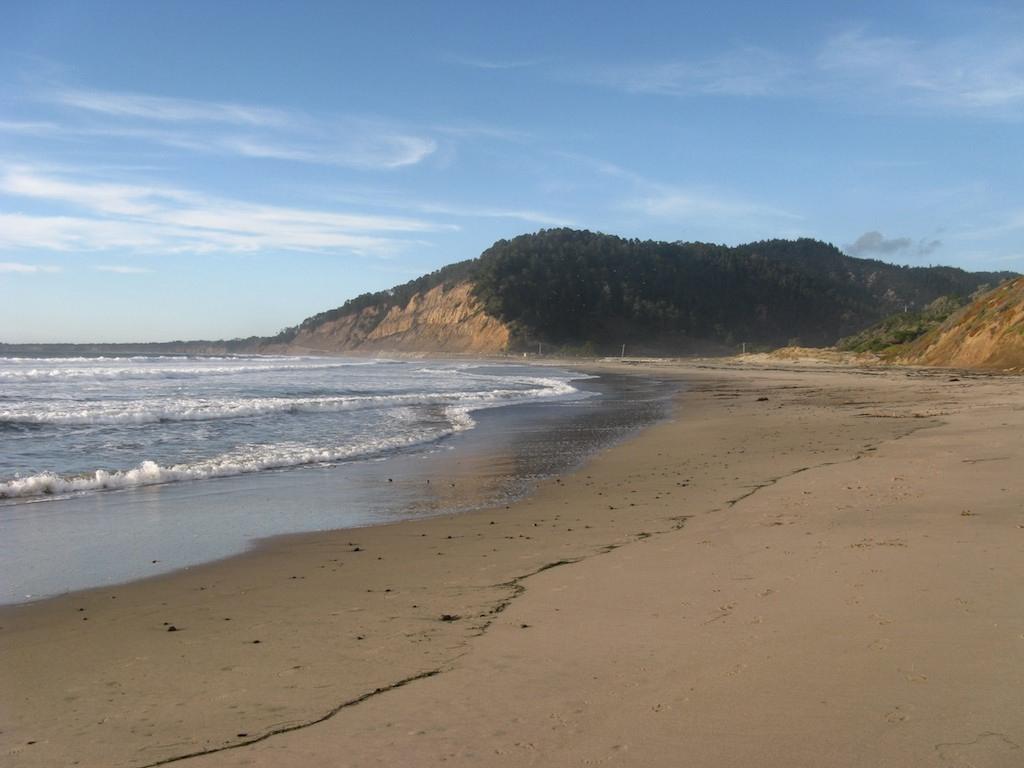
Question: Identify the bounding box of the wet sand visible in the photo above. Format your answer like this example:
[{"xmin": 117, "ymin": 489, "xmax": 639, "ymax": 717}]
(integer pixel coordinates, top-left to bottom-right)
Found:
[
  {"xmin": 0, "ymin": 369, "xmax": 675, "ymax": 604},
  {"xmin": 3, "ymin": 360, "xmax": 1023, "ymax": 767}
]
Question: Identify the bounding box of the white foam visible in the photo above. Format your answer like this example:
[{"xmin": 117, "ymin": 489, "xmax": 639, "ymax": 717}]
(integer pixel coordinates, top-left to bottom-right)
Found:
[
  {"xmin": 0, "ymin": 378, "xmax": 580, "ymax": 426},
  {"xmin": 0, "ymin": 414, "xmax": 472, "ymax": 499},
  {"xmin": 0, "ymin": 358, "xmax": 386, "ymax": 382},
  {"xmin": 0, "ymin": 359, "xmax": 591, "ymax": 501}
]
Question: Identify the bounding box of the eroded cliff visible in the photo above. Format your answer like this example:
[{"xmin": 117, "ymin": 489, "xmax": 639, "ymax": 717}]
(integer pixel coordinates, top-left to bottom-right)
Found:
[
  {"xmin": 287, "ymin": 281, "xmax": 511, "ymax": 356},
  {"xmin": 899, "ymin": 277, "xmax": 1024, "ymax": 370}
]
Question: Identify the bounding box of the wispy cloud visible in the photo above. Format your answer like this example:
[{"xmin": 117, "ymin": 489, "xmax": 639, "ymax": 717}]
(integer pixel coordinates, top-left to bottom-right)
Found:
[
  {"xmin": 217, "ymin": 129, "xmax": 436, "ymax": 169},
  {"xmin": 445, "ymin": 54, "xmax": 539, "ymax": 71},
  {"xmin": 54, "ymin": 89, "xmax": 294, "ymax": 127},
  {"xmin": 0, "ymin": 261, "xmax": 61, "ymax": 273},
  {"xmin": 326, "ymin": 188, "xmax": 572, "ymax": 227},
  {"xmin": 93, "ymin": 265, "xmax": 153, "ymax": 274},
  {"xmin": 432, "ymin": 121, "xmax": 532, "ymax": 143},
  {"xmin": 593, "ymin": 46, "xmax": 795, "ymax": 98},
  {"xmin": 952, "ymin": 208, "xmax": 1024, "ymax": 241},
  {"xmin": 0, "ymin": 213, "xmax": 179, "ymax": 252},
  {"xmin": 0, "ymin": 165, "xmax": 455, "ymax": 257},
  {"xmin": 818, "ymin": 28, "xmax": 1024, "ymax": 113},
  {"xmin": 411, "ymin": 201, "xmax": 571, "ymax": 227},
  {"xmin": 37, "ymin": 88, "xmax": 438, "ymax": 170},
  {"xmin": 628, "ymin": 189, "xmax": 799, "ymax": 222},
  {"xmin": 0, "ymin": 119, "xmax": 64, "ymax": 135},
  {"xmin": 587, "ymin": 25, "xmax": 1024, "ymax": 118},
  {"xmin": 565, "ymin": 153, "xmax": 801, "ymax": 226}
]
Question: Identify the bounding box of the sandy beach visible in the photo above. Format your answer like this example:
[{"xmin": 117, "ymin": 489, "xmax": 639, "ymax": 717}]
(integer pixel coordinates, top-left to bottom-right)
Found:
[{"xmin": 3, "ymin": 360, "xmax": 1023, "ymax": 767}]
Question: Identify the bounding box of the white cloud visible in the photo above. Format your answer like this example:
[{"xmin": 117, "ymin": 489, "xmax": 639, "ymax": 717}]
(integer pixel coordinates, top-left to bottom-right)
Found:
[
  {"xmin": 432, "ymin": 121, "xmax": 532, "ymax": 143},
  {"xmin": 0, "ymin": 168, "xmax": 191, "ymax": 216},
  {"xmin": 219, "ymin": 130, "xmax": 436, "ymax": 170},
  {"xmin": 93, "ymin": 265, "xmax": 153, "ymax": 274},
  {"xmin": 629, "ymin": 190, "xmax": 799, "ymax": 222},
  {"xmin": 54, "ymin": 89, "xmax": 294, "ymax": 127},
  {"xmin": 0, "ymin": 213, "xmax": 170, "ymax": 251},
  {"xmin": 37, "ymin": 88, "xmax": 438, "ymax": 170},
  {"xmin": 0, "ymin": 261, "xmax": 61, "ymax": 273},
  {"xmin": 0, "ymin": 166, "xmax": 456, "ymax": 257},
  {"xmin": 816, "ymin": 28, "xmax": 1024, "ymax": 114},
  {"xmin": 595, "ymin": 46, "xmax": 795, "ymax": 98},
  {"xmin": 323, "ymin": 186, "xmax": 573, "ymax": 227},
  {"xmin": 445, "ymin": 54, "xmax": 539, "ymax": 71},
  {"xmin": 421, "ymin": 203, "xmax": 571, "ymax": 227},
  {"xmin": 586, "ymin": 26, "xmax": 1024, "ymax": 118},
  {"xmin": 383, "ymin": 199, "xmax": 571, "ymax": 227},
  {"xmin": 953, "ymin": 208, "xmax": 1024, "ymax": 241},
  {"xmin": 0, "ymin": 120, "xmax": 64, "ymax": 135},
  {"xmin": 563, "ymin": 153, "xmax": 800, "ymax": 226}
]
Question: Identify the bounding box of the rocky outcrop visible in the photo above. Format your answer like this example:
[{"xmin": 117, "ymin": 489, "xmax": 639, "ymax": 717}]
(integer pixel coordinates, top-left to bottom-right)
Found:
[
  {"xmin": 287, "ymin": 282, "xmax": 511, "ymax": 356},
  {"xmin": 899, "ymin": 278, "xmax": 1024, "ymax": 370}
]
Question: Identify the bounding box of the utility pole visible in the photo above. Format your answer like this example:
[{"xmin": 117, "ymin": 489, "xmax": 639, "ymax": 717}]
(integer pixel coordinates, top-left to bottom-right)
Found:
[
  {"xmin": 621, "ymin": 343, "xmax": 626, "ymax": 358},
  {"xmin": 742, "ymin": 342, "xmax": 746, "ymax": 354}
]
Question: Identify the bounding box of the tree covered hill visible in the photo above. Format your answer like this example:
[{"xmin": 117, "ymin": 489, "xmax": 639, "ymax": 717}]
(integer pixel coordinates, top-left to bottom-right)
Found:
[
  {"xmin": 8, "ymin": 230, "xmax": 1010, "ymax": 356},
  {"xmin": 468, "ymin": 229, "xmax": 1013, "ymax": 351}
]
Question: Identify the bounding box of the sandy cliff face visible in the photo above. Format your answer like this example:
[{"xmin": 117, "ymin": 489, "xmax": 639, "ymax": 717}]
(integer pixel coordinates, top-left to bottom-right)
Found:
[
  {"xmin": 287, "ymin": 282, "xmax": 511, "ymax": 356},
  {"xmin": 899, "ymin": 277, "xmax": 1024, "ymax": 370}
]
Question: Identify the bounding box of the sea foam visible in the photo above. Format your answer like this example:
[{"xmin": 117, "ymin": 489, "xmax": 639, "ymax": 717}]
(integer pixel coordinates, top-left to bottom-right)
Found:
[
  {"xmin": 0, "ymin": 356, "xmax": 590, "ymax": 501},
  {"xmin": 0, "ymin": 410, "xmax": 468, "ymax": 499},
  {"xmin": 0, "ymin": 378, "xmax": 576, "ymax": 426}
]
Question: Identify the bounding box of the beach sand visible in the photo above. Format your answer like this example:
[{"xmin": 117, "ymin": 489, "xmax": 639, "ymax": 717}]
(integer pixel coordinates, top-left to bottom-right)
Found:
[{"xmin": 2, "ymin": 361, "xmax": 1022, "ymax": 767}]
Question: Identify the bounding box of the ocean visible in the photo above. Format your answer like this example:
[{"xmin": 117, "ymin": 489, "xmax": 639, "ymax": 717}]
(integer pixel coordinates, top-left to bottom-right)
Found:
[{"xmin": 0, "ymin": 355, "xmax": 675, "ymax": 603}]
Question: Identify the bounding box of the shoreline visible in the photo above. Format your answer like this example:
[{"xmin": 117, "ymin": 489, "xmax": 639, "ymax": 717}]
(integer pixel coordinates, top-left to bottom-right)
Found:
[
  {"xmin": 4, "ymin": 360, "xmax": 1023, "ymax": 767},
  {"xmin": 1, "ymin": 363, "xmax": 676, "ymax": 605}
]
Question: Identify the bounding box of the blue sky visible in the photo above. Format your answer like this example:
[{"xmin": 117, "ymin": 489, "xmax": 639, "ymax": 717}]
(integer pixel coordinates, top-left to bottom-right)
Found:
[{"xmin": 2, "ymin": 1, "xmax": 1023, "ymax": 342}]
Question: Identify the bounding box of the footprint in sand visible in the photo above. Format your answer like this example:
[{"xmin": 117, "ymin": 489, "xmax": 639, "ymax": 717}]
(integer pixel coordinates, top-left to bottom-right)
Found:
[
  {"xmin": 954, "ymin": 597, "xmax": 974, "ymax": 613},
  {"xmin": 885, "ymin": 705, "xmax": 910, "ymax": 723}
]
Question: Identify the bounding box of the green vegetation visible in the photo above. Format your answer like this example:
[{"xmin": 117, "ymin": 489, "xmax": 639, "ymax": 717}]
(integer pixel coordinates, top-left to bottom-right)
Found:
[
  {"xmin": 469, "ymin": 229, "xmax": 1011, "ymax": 352},
  {"xmin": 18, "ymin": 229, "xmax": 1009, "ymax": 356},
  {"xmin": 836, "ymin": 296, "xmax": 965, "ymax": 353}
]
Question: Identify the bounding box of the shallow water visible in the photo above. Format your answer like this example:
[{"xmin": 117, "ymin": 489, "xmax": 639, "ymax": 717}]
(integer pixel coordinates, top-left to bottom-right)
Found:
[
  {"xmin": 0, "ymin": 356, "xmax": 584, "ymax": 499},
  {"xmin": 0, "ymin": 359, "xmax": 678, "ymax": 604}
]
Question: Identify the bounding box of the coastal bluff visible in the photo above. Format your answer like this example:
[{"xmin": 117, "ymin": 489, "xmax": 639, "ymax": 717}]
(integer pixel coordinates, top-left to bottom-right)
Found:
[
  {"xmin": 3, "ymin": 230, "xmax": 1016, "ymax": 363},
  {"xmin": 899, "ymin": 276, "xmax": 1024, "ymax": 370},
  {"xmin": 285, "ymin": 281, "xmax": 511, "ymax": 356}
]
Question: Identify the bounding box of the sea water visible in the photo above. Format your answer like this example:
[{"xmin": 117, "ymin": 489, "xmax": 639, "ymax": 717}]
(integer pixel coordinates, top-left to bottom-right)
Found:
[
  {"xmin": 0, "ymin": 355, "xmax": 675, "ymax": 603},
  {"xmin": 0, "ymin": 356, "xmax": 586, "ymax": 499}
]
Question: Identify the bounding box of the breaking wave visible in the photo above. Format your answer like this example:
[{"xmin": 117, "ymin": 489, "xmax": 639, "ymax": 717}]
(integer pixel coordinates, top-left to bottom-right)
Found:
[
  {"xmin": 0, "ymin": 358, "xmax": 387, "ymax": 382},
  {"xmin": 0, "ymin": 377, "xmax": 577, "ymax": 426},
  {"xmin": 0, "ymin": 354, "xmax": 593, "ymax": 502},
  {"xmin": 1, "ymin": 406, "xmax": 480, "ymax": 499}
]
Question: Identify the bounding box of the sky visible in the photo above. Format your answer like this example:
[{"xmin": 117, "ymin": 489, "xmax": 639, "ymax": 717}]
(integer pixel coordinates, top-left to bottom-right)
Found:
[{"xmin": 2, "ymin": 1, "xmax": 1023, "ymax": 342}]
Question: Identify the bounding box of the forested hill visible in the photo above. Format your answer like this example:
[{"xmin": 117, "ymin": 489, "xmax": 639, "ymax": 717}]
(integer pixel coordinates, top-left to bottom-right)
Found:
[
  {"xmin": 19, "ymin": 229, "xmax": 1006, "ymax": 356},
  {"xmin": 467, "ymin": 229, "xmax": 1013, "ymax": 351}
]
